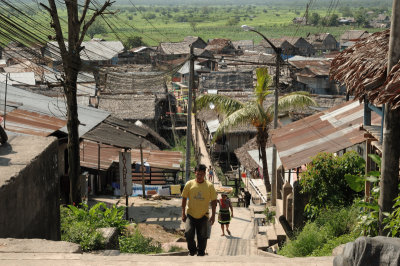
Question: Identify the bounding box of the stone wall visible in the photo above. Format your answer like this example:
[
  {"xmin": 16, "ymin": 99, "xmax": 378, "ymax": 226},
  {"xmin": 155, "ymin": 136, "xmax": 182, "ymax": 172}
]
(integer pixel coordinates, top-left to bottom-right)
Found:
[{"xmin": 0, "ymin": 136, "xmax": 60, "ymax": 240}]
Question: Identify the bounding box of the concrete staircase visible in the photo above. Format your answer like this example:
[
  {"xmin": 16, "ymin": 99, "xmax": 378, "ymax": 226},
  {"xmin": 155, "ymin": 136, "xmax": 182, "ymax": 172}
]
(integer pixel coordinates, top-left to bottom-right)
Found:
[{"xmin": 255, "ymin": 200, "xmax": 287, "ymax": 251}]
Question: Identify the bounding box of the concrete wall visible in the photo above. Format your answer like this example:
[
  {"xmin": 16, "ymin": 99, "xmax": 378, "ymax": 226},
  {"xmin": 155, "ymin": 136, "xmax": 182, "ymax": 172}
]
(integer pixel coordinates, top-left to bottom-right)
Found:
[{"xmin": 0, "ymin": 136, "xmax": 60, "ymax": 240}]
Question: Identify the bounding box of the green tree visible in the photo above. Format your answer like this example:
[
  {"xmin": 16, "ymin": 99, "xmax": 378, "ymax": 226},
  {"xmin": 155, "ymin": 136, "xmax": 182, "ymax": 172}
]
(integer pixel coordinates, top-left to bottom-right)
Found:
[
  {"xmin": 196, "ymin": 68, "xmax": 317, "ymax": 192},
  {"xmin": 339, "ymin": 6, "xmax": 353, "ymax": 17},
  {"xmin": 309, "ymin": 12, "xmax": 320, "ymax": 25},
  {"xmin": 225, "ymin": 16, "xmax": 240, "ymax": 26},
  {"xmin": 123, "ymin": 36, "xmax": 147, "ymax": 49},
  {"xmin": 355, "ymin": 8, "xmax": 369, "ymax": 27},
  {"xmin": 189, "ymin": 21, "xmax": 198, "ymax": 32},
  {"xmin": 86, "ymin": 20, "xmax": 107, "ymax": 39},
  {"xmin": 327, "ymin": 14, "xmax": 339, "ymax": 26}
]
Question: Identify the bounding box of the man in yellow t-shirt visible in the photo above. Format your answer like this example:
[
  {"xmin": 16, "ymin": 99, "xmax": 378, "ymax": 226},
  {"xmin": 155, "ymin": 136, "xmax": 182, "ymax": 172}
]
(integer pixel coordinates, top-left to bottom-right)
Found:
[{"xmin": 182, "ymin": 164, "xmax": 217, "ymax": 256}]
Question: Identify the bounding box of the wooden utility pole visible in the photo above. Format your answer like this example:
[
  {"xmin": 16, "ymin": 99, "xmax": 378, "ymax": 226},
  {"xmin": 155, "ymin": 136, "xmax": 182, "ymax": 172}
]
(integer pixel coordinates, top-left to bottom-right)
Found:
[
  {"xmin": 185, "ymin": 45, "xmax": 194, "ymax": 182},
  {"xmin": 271, "ymin": 47, "xmax": 281, "ymax": 206},
  {"xmin": 41, "ymin": 0, "xmax": 113, "ymax": 204},
  {"xmin": 379, "ymin": 0, "xmax": 400, "ymax": 235}
]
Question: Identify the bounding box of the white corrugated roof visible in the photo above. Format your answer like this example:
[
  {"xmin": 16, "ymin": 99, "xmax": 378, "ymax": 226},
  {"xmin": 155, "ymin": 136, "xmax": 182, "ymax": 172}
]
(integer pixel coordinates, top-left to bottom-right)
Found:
[
  {"xmin": 0, "ymin": 72, "xmax": 36, "ymax": 85},
  {"xmin": 0, "ymin": 82, "xmax": 109, "ymax": 136},
  {"xmin": 206, "ymin": 119, "xmax": 220, "ymax": 134}
]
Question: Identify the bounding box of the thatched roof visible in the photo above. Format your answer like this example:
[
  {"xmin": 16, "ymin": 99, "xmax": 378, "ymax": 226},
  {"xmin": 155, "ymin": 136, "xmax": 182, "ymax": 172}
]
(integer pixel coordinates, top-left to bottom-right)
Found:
[
  {"xmin": 330, "ymin": 30, "xmax": 400, "ymax": 109},
  {"xmin": 98, "ymin": 95, "xmax": 162, "ymax": 121}
]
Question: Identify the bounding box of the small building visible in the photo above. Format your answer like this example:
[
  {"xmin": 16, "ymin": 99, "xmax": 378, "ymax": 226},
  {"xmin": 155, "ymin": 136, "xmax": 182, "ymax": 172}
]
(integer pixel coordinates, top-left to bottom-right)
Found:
[
  {"xmin": 288, "ymin": 57, "xmax": 341, "ymax": 94},
  {"xmin": 205, "ymin": 39, "xmax": 237, "ymax": 55},
  {"xmin": 339, "ymin": 30, "xmax": 369, "ymax": 49},
  {"xmin": 232, "ymin": 40, "xmax": 254, "ymax": 51},
  {"xmin": 284, "ymin": 37, "xmax": 315, "ymax": 57},
  {"xmin": 338, "ymin": 17, "xmax": 356, "ymax": 25},
  {"xmin": 292, "ymin": 17, "xmax": 307, "ymax": 25},
  {"xmin": 157, "ymin": 36, "xmax": 207, "ymax": 59},
  {"xmin": 306, "ymin": 33, "xmax": 338, "ymax": 53},
  {"xmin": 259, "ymin": 39, "xmax": 296, "ymax": 57}
]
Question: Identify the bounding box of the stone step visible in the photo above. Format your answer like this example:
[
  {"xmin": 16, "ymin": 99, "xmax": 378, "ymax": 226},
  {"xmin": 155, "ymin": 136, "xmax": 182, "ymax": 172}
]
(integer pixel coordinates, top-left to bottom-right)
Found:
[
  {"xmin": 0, "ymin": 252, "xmax": 334, "ymax": 265},
  {"xmin": 276, "ymin": 199, "xmax": 283, "ymax": 218}
]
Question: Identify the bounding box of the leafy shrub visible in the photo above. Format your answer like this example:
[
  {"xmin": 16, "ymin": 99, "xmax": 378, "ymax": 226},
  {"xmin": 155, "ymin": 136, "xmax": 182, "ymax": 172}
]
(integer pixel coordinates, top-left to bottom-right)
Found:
[
  {"xmin": 119, "ymin": 229, "xmax": 162, "ymax": 254},
  {"xmin": 279, "ymin": 207, "xmax": 358, "ymax": 257},
  {"xmin": 314, "ymin": 206, "xmax": 357, "ymax": 237},
  {"xmin": 60, "ymin": 202, "xmax": 129, "ymax": 251},
  {"xmin": 264, "ymin": 207, "xmax": 276, "ymax": 224},
  {"xmin": 300, "ymin": 151, "xmax": 365, "ymax": 219},
  {"xmin": 311, "ymin": 233, "xmax": 357, "ymax": 256},
  {"xmin": 61, "ymin": 220, "xmax": 104, "ymax": 251},
  {"xmin": 279, "ymin": 223, "xmax": 327, "ymax": 257}
]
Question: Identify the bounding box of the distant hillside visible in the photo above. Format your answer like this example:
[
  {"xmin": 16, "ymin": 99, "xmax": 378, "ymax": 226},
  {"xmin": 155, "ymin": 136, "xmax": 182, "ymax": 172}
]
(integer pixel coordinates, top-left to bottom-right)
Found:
[{"xmin": 113, "ymin": 0, "xmax": 391, "ymax": 8}]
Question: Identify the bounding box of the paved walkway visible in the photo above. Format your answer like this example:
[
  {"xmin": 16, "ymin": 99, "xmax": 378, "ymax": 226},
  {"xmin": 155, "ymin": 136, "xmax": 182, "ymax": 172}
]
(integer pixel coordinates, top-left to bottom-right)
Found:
[
  {"xmin": 207, "ymin": 207, "xmax": 256, "ymax": 256},
  {"xmin": 191, "ymin": 115, "xmax": 221, "ymax": 187}
]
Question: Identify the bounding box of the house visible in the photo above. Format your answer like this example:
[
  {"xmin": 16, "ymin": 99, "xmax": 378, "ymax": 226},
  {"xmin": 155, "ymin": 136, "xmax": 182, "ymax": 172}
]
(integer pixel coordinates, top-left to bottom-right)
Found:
[
  {"xmin": 259, "ymin": 39, "xmax": 296, "ymax": 57},
  {"xmin": 44, "ymin": 39, "xmax": 124, "ymax": 67},
  {"xmin": 292, "ymin": 17, "xmax": 307, "ymax": 25},
  {"xmin": 205, "ymin": 38, "xmax": 236, "ymax": 55},
  {"xmin": 370, "ymin": 14, "xmax": 391, "ymax": 28},
  {"xmin": 118, "ymin": 46, "xmax": 156, "ymax": 65},
  {"xmin": 196, "ymin": 108, "xmax": 257, "ymax": 169},
  {"xmin": 339, "ymin": 30, "xmax": 369, "ymax": 49},
  {"xmin": 338, "ymin": 17, "xmax": 356, "ymax": 25},
  {"xmin": 157, "ymin": 36, "xmax": 207, "ymax": 59},
  {"xmin": 288, "ymin": 57, "xmax": 341, "ymax": 94},
  {"xmin": 232, "ymin": 40, "xmax": 254, "ymax": 51},
  {"xmin": 95, "ymin": 66, "xmax": 173, "ymax": 132},
  {"xmin": 306, "ymin": 33, "xmax": 338, "ymax": 53},
  {"xmin": 284, "ymin": 37, "xmax": 315, "ymax": 57},
  {"xmin": 183, "ymin": 36, "xmax": 207, "ymax": 48}
]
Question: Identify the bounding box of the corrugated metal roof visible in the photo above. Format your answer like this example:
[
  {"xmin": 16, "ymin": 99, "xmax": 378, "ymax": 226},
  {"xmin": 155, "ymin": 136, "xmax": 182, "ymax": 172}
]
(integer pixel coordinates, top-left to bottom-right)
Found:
[
  {"xmin": 0, "ymin": 72, "xmax": 36, "ymax": 85},
  {"xmin": 80, "ymin": 140, "xmax": 120, "ymax": 171},
  {"xmin": 130, "ymin": 149, "xmax": 182, "ymax": 170},
  {"xmin": 0, "ymin": 82, "xmax": 110, "ymax": 136},
  {"xmin": 206, "ymin": 119, "xmax": 220, "ymax": 134},
  {"xmin": 271, "ymin": 101, "xmax": 381, "ymax": 169},
  {"xmin": 46, "ymin": 40, "xmax": 124, "ymax": 61},
  {"xmin": 82, "ymin": 123, "xmax": 159, "ymax": 150},
  {"xmin": 80, "ymin": 140, "xmax": 182, "ymax": 171},
  {"xmin": 0, "ymin": 109, "xmax": 66, "ymax": 136}
]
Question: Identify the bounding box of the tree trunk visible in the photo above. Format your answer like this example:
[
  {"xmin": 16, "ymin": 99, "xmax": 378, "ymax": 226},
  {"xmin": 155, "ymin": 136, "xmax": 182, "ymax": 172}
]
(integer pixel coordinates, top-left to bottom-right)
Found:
[
  {"xmin": 65, "ymin": 67, "xmax": 81, "ymax": 204},
  {"xmin": 258, "ymin": 129, "xmax": 271, "ymax": 193},
  {"xmin": 379, "ymin": 106, "xmax": 400, "ymax": 235}
]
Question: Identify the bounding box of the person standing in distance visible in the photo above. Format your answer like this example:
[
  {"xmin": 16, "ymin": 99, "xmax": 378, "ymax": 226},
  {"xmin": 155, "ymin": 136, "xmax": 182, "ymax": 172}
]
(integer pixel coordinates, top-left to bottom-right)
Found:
[{"xmin": 181, "ymin": 164, "xmax": 217, "ymax": 256}]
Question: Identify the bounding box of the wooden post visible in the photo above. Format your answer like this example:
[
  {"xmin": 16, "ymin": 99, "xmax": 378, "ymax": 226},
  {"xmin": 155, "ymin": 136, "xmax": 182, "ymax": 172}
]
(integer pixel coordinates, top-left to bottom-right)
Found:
[{"xmin": 140, "ymin": 144, "xmax": 145, "ymax": 199}]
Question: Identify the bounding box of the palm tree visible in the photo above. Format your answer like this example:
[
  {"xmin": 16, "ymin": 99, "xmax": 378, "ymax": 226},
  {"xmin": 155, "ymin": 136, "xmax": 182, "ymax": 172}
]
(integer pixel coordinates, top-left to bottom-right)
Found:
[{"xmin": 196, "ymin": 68, "xmax": 317, "ymax": 192}]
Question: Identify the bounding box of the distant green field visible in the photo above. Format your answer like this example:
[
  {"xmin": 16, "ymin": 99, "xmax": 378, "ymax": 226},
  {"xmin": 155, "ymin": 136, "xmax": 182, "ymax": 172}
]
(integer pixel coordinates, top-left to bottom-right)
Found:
[{"xmin": 9, "ymin": 4, "xmax": 386, "ymax": 47}]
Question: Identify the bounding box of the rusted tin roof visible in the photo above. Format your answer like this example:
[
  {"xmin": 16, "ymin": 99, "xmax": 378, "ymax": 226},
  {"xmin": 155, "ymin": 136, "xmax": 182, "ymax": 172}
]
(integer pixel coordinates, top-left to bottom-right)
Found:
[
  {"xmin": 330, "ymin": 30, "xmax": 400, "ymax": 109},
  {"xmin": 80, "ymin": 140, "xmax": 120, "ymax": 171},
  {"xmin": 130, "ymin": 149, "xmax": 182, "ymax": 170},
  {"xmin": 271, "ymin": 100, "xmax": 380, "ymax": 170},
  {"xmin": 79, "ymin": 140, "xmax": 182, "ymax": 171},
  {"xmin": 290, "ymin": 59, "xmax": 331, "ymax": 77},
  {"xmin": 1, "ymin": 109, "xmax": 66, "ymax": 136}
]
